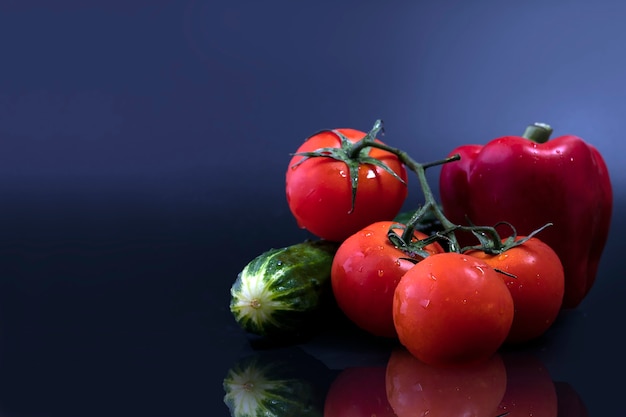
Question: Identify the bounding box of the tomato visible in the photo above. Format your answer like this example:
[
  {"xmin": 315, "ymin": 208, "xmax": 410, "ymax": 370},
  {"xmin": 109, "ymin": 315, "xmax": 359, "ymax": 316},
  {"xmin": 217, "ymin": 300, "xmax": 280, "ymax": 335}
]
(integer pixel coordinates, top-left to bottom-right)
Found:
[
  {"xmin": 466, "ymin": 236, "xmax": 565, "ymax": 344},
  {"xmin": 392, "ymin": 252, "xmax": 514, "ymax": 366},
  {"xmin": 331, "ymin": 221, "xmax": 444, "ymax": 338},
  {"xmin": 286, "ymin": 128, "xmax": 408, "ymax": 242},
  {"xmin": 324, "ymin": 366, "xmax": 396, "ymax": 417},
  {"xmin": 385, "ymin": 347, "xmax": 507, "ymax": 417},
  {"xmin": 497, "ymin": 352, "xmax": 558, "ymax": 417}
]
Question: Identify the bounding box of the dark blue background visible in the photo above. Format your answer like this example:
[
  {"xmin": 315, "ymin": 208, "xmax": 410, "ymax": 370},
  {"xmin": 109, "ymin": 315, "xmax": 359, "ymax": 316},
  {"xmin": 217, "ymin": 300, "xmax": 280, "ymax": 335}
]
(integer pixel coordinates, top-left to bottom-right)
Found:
[{"xmin": 0, "ymin": 0, "xmax": 623, "ymax": 415}]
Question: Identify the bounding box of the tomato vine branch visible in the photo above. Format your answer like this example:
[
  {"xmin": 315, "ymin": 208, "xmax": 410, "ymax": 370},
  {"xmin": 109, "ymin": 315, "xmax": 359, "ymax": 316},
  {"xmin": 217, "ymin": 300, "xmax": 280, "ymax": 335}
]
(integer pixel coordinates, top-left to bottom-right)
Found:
[
  {"xmin": 293, "ymin": 119, "xmax": 551, "ymax": 255},
  {"xmin": 352, "ymin": 120, "xmax": 463, "ymax": 251},
  {"xmin": 353, "ymin": 120, "xmax": 551, "ymax": 254}
]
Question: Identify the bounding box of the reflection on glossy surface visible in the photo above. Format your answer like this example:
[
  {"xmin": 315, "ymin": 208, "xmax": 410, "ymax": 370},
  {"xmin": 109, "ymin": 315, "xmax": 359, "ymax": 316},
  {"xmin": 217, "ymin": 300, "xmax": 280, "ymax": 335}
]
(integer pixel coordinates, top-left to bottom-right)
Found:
[
  {"xmin": 385, "ymin": 347, "xmax": 507, "ymax": 416},
  {"xmin": 497, "ymin": 351, "xmax": 558, "ymax": 416},
  {"xmin": 554, "ymin": 381, "xmax": 589, "ymax": 417},
  {"xmin": 324, "ymin": 366, "xmax": 396, "ymax": 417},
  {"xmin": 222, "ymin": 346, "xmax": 332, "ymax": 417},
  {"xmin": 223, "ymin": 335, "xmax": 589, "ymax": 416}
]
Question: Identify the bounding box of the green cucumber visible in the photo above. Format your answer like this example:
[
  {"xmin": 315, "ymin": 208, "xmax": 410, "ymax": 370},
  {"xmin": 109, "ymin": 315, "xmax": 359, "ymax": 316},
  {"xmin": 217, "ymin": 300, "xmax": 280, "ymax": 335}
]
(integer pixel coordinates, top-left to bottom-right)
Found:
[{"xmin": 230, "ymin": 240, "xmax": 339, "ymax": 337}]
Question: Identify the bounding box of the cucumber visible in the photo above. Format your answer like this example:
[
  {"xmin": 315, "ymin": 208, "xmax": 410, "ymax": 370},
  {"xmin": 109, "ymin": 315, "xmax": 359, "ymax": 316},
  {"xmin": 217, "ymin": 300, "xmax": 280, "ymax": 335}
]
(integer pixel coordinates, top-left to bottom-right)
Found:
[{"xmin": 230, "ymin": 240, "xmax": 339, "ymax": 337}]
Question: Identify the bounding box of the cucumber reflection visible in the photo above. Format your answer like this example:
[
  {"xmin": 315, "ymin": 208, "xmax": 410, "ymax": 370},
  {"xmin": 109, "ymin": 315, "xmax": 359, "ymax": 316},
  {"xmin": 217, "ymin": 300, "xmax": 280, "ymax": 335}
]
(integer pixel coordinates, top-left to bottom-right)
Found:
[{"xmin": 222, "ymin": 346, "xmax": 333, "ymax": 417}]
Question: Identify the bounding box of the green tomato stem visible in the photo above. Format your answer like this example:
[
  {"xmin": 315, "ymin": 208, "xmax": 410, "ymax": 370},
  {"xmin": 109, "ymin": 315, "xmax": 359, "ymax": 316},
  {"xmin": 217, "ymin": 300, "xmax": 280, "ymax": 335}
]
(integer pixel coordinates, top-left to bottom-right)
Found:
[
  {"xmin": 347, "ymin": 119, "xmax": 384, "ymax": 159},
  {"xmin": 336, "ymin": 119, "xmax": 552, "ymax": 254},
  {"xmin": 362, "ymin": 135, "xmax": 462, "ymax": 252}
]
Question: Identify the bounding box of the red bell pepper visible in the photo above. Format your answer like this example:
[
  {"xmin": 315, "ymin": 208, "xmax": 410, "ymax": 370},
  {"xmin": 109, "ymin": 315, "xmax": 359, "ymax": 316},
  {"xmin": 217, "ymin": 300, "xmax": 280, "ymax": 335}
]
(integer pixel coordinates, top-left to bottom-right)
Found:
[{"xmin": 439, "ymin": 123, "xmax": 612, "ymax": 309}]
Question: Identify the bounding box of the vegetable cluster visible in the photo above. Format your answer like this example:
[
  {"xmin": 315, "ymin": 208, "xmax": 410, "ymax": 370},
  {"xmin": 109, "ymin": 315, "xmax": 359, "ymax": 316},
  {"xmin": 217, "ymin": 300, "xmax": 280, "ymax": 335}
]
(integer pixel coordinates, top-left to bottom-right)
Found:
[{"xmin": 229, "ymin": 120, "xmax": 612, "ymax": 367}]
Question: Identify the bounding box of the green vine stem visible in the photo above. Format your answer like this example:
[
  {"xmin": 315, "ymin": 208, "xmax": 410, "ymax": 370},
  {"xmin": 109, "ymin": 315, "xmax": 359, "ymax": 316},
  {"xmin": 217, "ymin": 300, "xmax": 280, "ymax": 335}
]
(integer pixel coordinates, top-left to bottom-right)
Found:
[
  {"xmin": 294, "ymin": 119, "xmax": 552, "ymax": 255},
  {"xmin": 346, "ymin": 120, "xmax": 550, "ymax": 254},
  {"xmin": 349, "ymin": 121, "xmax": 463, "ymax": 251},
  {"xmin": 395, "ymin": 153, "xmax": 461, "ymax": 249}
]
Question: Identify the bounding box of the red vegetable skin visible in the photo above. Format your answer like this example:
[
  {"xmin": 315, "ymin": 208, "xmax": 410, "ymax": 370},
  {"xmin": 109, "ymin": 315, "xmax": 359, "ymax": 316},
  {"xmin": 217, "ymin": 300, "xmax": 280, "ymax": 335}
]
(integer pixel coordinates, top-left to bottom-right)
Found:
[
  {"xmin": 466, "ymin": 236, "xmax": 565, "ymax": 344},
  {"xmin": 439, "ymin": 124, "xmax": 612, "ymax": 308},
  {"xmin": 392, "ymin": 252, "xmax": 514, "ymax": 366},
  {"xmin": 286, "ymin": 128, "xmax": 408, "ymax": 242},
  {"xmin": 331, "ymin": 220, "xmax": 444, "ymax": 338}
]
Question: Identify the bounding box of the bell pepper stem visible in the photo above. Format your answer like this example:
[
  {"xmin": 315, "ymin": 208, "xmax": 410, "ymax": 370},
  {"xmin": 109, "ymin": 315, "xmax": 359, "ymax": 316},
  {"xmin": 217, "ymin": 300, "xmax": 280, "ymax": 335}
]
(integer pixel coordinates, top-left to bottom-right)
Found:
[{"xmin": 522, "ymin": 122, "xmax": 553, "ymax": 143}]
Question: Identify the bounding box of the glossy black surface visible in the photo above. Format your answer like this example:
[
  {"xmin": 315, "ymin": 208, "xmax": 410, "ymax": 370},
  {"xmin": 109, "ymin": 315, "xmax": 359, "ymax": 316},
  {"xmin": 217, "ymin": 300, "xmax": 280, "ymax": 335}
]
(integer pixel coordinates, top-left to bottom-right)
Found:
[{"xmin": 1, "ymin": 1, "xmax": 625, "ymax": 415}]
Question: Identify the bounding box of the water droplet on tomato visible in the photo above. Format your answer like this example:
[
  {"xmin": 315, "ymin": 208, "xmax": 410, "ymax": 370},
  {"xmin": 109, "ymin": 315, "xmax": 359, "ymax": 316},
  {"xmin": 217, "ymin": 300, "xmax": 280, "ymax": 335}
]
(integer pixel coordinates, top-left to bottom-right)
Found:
[
  {"xmin": 366, "ymin": 169, "xmax": 377, "ymax": 179},
  {"xmin": 420, "ymin": 299, "xmax": 431, "ymax": 308},
  {"xmin": 363, "ymin": 231, "xmax": 374, "ymax": 237},
  {"xmin": 377, "ymin": 269, "xmax": 384, "ymax": 277}
]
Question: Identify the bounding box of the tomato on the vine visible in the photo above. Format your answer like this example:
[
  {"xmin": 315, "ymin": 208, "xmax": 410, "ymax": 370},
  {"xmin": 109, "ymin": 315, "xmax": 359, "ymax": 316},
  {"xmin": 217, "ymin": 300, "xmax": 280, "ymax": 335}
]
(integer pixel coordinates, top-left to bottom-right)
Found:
[
  {"xmin": 286, "ymin": 128, "xmax": 408, "ymax": 242},
  {"xmin": 331, "ymin": 221, "xmax": 444, "ymax": 338},
  {"xmin": 466, "ymin": 236, "xmax": 565, "ymax": 344},
  {"xmin": 393, "ymin": 252, "xmax": 514, "ymax": 366}
]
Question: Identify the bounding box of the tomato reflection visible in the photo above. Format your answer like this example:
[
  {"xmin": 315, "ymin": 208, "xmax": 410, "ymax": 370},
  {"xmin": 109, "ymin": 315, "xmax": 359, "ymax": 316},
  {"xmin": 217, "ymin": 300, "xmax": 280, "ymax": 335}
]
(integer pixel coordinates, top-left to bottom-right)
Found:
[
  {"xmin": 554, "ymin": 381, "xmax": 589, "ymax": 417},
  {"xmin": 497, "ymin": 351, "xmax": 558, "ymax": 416},
  {"xmin": 324, "ymin": 365, "xmax": 397, "ymax": 417},
  {"xmin": 378, "ymin": 347, "xmax": 588, "ymax": 417},
  {"xmin": 385, "ymin": 347, "xmax": 507, "ymax": 417}
]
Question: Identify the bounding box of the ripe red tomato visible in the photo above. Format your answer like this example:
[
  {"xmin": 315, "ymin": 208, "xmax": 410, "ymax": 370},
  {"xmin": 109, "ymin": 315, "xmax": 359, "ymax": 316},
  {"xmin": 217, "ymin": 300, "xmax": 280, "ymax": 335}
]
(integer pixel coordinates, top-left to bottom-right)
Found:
[
  {"xmin": 331, "ymin": 221, "xmax": 444, "ymax": 338},
  {"xmin": 466, "ymin": 237, "xmax": 565, "ymax": 344},
  {"xmin": 392, "ymin": 252, "xmax": 514, "ymax": 366},
  {"xmin": 324, "ymin": 366, "xmax": 396, "ymax": 417},
  {"xmin": 286, "ymin": 128, "xmax": 408, "ymax": 242},
  {"xmin": 385, "ymin": 347, "xmax": 507, "ymax": 417}
]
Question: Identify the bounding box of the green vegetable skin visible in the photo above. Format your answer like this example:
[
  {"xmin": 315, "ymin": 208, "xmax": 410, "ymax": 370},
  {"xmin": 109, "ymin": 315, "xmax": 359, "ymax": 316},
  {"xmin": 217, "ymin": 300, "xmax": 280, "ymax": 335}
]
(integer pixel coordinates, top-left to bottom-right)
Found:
[{"xmin": 230, "ymin": 240, "xmax": 339, "ymax": 337}]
